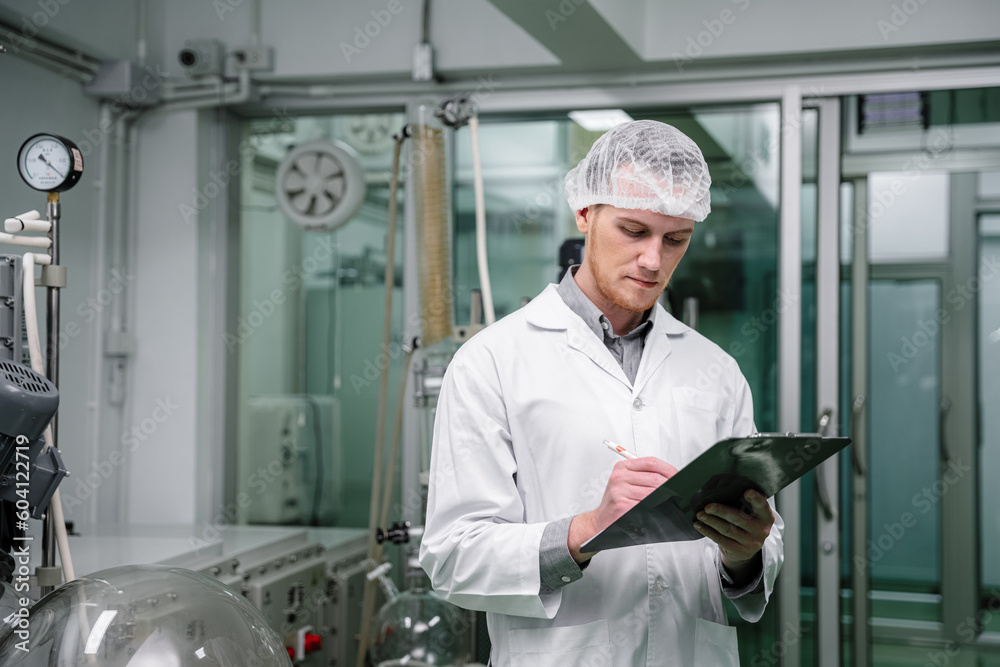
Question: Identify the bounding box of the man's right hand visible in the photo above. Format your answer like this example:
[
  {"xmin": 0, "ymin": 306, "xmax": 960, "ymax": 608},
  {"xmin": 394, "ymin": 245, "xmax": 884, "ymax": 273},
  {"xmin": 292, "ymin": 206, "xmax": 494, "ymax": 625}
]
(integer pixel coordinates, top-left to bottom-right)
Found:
[{"xmin": 568, "ymin": 456, "xmax": 678, "ymax": 563}]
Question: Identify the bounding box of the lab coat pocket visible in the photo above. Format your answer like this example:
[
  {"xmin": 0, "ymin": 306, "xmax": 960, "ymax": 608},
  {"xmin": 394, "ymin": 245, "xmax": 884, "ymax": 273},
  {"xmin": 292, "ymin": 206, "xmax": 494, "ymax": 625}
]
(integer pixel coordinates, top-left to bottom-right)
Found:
[
  {"xmin": 671, "ymin": 387, "xmax": 736, "ymax": 456},
  {"xmin": 694, "ymin": 617, "xmax": 740, "ymax": 666},
  {"xmin": 509, "ymin": 619, "xmax": 612, "ymax": 667}
]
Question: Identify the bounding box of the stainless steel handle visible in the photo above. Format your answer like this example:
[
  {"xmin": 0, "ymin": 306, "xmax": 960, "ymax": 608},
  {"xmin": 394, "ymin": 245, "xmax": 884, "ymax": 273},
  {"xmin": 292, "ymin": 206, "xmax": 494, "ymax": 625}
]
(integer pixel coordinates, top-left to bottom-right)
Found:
[
  {"xmin": 939, "ymin": 396, "xmax": 952, "ymax": 465},
  {"xmin": 850, "ymin": 395, "xmax": 866, "ymax": 476},
  {"xmin": 815, "ymin": 407, "xmax": 835, "ymax": 521},
  {"xmin": 817, "ymin": 408, "xmax": 833, "ymax": 436}
]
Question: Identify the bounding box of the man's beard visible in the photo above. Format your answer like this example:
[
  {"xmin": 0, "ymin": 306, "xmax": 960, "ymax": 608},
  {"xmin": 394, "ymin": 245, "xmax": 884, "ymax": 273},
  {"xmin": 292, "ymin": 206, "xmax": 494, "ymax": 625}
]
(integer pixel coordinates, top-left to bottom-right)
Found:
[{"xmin": 587, "ymin": 245, "xmax": 662, "ymax": 314}]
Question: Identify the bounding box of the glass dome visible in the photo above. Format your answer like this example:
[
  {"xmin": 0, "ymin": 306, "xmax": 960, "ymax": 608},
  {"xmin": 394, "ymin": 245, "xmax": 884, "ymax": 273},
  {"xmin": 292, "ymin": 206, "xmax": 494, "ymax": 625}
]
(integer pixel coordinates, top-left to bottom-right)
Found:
[
  {"xmin": 0, "ymin": 564, "xmax": 292, "ymax": 666},
  {"xmin": 369, "ymin": 588, "xmax": 470, "ymax": 666}
]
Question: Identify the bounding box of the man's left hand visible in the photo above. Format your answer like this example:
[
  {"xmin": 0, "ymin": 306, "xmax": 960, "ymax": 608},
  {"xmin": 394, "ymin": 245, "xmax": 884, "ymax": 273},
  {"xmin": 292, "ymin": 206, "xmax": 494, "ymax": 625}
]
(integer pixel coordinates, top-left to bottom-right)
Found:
[{"xmin": 693, "ymin": 489, "xmax": 774, "ymax": 578}]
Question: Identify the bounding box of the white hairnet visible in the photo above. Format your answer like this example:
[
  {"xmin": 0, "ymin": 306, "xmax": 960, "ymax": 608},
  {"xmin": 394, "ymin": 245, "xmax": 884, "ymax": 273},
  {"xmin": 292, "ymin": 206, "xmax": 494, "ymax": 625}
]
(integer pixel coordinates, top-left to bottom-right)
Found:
[{"xmin": 564, "ymin": 120, "xmax": 712, "ymax": 222}]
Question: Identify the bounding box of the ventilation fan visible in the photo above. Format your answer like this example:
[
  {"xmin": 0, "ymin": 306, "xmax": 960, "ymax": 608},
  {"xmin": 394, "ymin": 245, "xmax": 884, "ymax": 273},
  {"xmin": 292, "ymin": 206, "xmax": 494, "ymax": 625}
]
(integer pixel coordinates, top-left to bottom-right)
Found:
[{"xmin": 274, "ymin": 140, "xmax": 367, "ymax": 231}]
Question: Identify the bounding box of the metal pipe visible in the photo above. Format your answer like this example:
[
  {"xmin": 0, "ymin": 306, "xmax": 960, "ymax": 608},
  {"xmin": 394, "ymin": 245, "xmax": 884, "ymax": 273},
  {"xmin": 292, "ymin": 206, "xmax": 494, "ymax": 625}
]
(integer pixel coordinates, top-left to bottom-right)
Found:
[
  {"xmin": 41, "ymin": 192, "xmax": 61, "ymax": 593},
  {"xmin": 109, "ymin": 117, "xmax": 129, "ymax": 334},
  {"xmin": 136, "ymin": 0, "xmax": 148, "ymax": 67},
  {"xmin": 117, "ymin": 118, "xmax": 143, "ymax": 522},
  {"xmin": 357, "ymin": 132, "xmax": 407, "ymax": 667},
  {"xmin": 254, "ymin": 57, "xmax": 1000, "ymax": 104},
  {"xmin": 85, "ymin": 103, "xmax": 114, "ymax": 526},
  {"xmin": 776, "ymin": 84, "xmax": 803, "ymax": 667},
  {"xmin": 250, "ymin": 0, "xmax": 262, "ymax": 47},
  {"xmin": 0, "ymin": 21, "xmax": 100, "ymax": 77},
  {"xmin": 159, "ymin": 68, "xmax": 252, "ymax": 111}
]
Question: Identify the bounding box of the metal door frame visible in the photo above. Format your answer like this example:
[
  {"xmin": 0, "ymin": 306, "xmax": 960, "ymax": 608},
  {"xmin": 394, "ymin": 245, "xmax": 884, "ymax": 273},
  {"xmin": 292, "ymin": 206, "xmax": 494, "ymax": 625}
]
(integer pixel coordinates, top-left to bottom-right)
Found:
[{"xmin": 813, "ymin": 96, "xmax": 843, "ymax": 667}]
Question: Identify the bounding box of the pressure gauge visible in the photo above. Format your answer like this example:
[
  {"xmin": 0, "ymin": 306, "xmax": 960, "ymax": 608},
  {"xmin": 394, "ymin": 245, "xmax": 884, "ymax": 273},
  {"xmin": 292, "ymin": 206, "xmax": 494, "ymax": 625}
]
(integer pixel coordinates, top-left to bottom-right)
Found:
[{"xmin": 17, "ymin": 133, "xmax": 84, "ymax": 193}]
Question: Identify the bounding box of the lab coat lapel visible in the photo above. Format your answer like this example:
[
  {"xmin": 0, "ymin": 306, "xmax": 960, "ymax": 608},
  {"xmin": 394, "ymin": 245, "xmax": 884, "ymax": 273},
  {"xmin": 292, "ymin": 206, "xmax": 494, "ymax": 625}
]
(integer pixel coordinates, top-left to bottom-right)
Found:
[
  {"xmin": 524, "ymin": 285, "xmax": 632, "ymax": 389},
  {"xmin": 565, "ymin": 325, "xmax": 632, "ymax": 389},
  {"xmin": 632, "ymin": 304, "xmax": 689, "ymax": 396}
]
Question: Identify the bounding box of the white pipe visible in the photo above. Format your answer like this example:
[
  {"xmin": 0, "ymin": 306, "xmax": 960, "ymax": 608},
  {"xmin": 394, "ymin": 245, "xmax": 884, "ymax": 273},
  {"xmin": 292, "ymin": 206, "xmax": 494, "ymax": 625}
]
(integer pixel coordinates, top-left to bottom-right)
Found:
[
  {"xmin": 4, "ymin": 210, "xmax": 46, "ymax": 233},
  {"xmin": 48, "ymin": 489, "xmax": 75, "ymax": 581},
  {"xmin": 109, "ymin": 118, "xmax": 128, "ymax": 333},
  {"xmin": 0, "ymin": 232, "xmax": 51, "ymax": 248},
  {"xmin": 88, "ymin": 102, "xmax": 113, "ymax": 526},
  {"xmin": 468, "ymin": 116, "xmax": 495, "ymax": 325},
  {"xmin": 136, "ymin": 0, "xmax": 148, "ymax": 67},
  {"xmin": 117, "ymin": 120, "xmax": 142, "ymax": 522},
  {"xmin": 21, "ymin": 253, "xmax": 75, "ymax": 582},
  {"xmin": 250, "ymin": 0, "xmax": 262, "ymax": 47},
  {"xmin": 5, "ymin": 217, "xmax": 49, "ymax": 233},
  {"xmin": 160, "ymin": 68, "xmax": 252, "ymax": 111}
]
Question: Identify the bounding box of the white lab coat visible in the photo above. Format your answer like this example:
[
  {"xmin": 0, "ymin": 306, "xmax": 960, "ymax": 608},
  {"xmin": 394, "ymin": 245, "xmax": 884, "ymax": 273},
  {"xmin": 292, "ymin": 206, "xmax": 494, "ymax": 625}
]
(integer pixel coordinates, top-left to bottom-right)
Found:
[{"xmin": 419, "ymin": 284, "xmax": 784, "ymax": 667}]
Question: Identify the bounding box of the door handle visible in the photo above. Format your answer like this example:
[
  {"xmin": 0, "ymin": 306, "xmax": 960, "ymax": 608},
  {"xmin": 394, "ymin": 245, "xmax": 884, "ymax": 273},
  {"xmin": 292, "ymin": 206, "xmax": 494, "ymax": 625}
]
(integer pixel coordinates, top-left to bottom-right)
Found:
[
  {"xmin": 850, "ymin": 394, "xmax": 866, "ymax": 476},
  {"xmin": 939, "ymin": 396, "xmax": 952, "ymax": 465},
  {"xmin": 815, "ymin": 407, "xmax": 835, "ymax": 521}
]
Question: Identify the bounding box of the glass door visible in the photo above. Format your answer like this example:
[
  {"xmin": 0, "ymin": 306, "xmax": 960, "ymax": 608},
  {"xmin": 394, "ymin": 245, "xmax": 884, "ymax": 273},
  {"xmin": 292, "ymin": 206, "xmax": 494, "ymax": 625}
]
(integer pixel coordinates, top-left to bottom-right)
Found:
[
  {"xmin": 843, "ymin": 154, "xmax": 1000, "ymax": 663},
  {"xmin": 809, "ymin": 86, "xmax": 1000, "ymax": 666}
]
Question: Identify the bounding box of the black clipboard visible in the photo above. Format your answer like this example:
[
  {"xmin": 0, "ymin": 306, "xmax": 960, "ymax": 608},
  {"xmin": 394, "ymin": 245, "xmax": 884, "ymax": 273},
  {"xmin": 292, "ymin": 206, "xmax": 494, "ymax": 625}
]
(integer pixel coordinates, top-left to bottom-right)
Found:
[{"xmin": 582, "ymin": 433, "xmax": 851, "ymax": 552}]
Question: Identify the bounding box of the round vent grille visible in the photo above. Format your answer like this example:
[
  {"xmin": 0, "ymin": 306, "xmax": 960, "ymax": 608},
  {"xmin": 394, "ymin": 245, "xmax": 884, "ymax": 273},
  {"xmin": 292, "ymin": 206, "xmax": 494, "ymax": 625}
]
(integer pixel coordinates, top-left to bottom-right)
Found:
[
  {"xmin": 275, "ymin": 140, "xmax": 366, "ymax": 231},
  {"xmin": 0, "ymin": 360, "xmax": 54, "ymax": 396}
]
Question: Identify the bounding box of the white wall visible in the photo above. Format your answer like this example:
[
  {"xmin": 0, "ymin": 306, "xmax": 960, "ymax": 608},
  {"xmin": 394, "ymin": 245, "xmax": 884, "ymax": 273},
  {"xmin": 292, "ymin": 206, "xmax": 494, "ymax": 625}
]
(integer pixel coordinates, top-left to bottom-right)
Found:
[{"xmin": 125, "ymin": 110, "xmax": 203, "ymax": 525}]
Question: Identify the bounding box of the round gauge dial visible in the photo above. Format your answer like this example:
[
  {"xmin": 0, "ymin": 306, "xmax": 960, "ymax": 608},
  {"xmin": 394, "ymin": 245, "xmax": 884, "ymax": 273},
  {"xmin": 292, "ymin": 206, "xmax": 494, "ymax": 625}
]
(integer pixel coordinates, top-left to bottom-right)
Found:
[{"xmin": 17, "ymin": 133, "xmax": 84, "ymax": 193}]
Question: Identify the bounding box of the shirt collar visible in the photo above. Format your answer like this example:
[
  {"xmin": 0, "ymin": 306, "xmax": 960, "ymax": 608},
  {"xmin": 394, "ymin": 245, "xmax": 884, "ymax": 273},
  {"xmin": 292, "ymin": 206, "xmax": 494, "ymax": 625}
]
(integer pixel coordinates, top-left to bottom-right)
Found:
[{"xmin": 556, "ymin": 265, "xmax": 655, "ymax": 341}]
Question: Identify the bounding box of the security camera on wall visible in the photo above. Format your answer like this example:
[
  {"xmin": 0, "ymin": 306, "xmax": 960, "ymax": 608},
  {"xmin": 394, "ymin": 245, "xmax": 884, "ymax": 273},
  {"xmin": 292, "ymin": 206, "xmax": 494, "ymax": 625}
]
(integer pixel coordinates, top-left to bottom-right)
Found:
[{"xmin": 178, "ymin": 39, "xmax": 224, "ymax": 77}]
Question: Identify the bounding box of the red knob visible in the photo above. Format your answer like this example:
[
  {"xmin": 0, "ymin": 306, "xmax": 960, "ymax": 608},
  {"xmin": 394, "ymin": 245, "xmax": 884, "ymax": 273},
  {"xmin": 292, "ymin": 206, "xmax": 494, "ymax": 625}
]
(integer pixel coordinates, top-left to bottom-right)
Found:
[{"xmin": 304, "ymin": 633, "xmax": 323, "ymax": 654}]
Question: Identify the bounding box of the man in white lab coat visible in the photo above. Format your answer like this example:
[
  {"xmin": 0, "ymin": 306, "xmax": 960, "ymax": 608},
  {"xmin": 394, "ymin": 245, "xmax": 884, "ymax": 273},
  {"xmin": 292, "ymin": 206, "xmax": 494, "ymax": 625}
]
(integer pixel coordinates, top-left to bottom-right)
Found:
[{"xmin": 419, "ymin": 120, "xmax": 784, "ymax": 666}]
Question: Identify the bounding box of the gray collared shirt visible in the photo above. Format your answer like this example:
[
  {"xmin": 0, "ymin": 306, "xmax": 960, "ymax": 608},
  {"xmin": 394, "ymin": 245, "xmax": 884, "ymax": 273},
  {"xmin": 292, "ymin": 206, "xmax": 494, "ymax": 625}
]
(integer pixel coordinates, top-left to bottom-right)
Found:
[
  {"xmin": 537, "ymin": 266, "xmax": 764, "ymax": 599},
  {"xmin": 555, "ymin": 265, "xmax": 653, "ymax": 386}
]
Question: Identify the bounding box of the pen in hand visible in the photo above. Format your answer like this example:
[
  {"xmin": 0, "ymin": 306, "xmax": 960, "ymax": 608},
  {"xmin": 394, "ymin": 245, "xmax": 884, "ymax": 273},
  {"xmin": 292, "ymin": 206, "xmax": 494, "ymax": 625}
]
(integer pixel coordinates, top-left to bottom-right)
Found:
[{"xmin": 604, "ymin": 439, "xmax": 637, "ymax": 460}]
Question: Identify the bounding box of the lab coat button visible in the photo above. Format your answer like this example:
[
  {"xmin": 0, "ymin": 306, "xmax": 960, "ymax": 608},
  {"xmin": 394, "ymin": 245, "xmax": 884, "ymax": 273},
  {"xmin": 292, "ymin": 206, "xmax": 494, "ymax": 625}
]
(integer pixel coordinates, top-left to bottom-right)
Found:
[
  {"xmin": 652, "ymin": 577, "xmax": 669, "ymax": 595},
  {"xmin": 632, "ymin": 398, "xmax": 643, "ymax": 410},
  {"xmin": 561, "ymin": 576, "xmax": 571, "ymax": 583}
]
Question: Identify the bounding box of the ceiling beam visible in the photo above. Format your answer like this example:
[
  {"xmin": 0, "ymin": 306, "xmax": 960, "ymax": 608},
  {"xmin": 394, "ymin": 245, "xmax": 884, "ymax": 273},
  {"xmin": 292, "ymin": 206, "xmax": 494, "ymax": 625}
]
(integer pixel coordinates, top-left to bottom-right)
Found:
[{"xmin": 485, "ymin": 0, "xmax": 643, "ymax": 73}]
